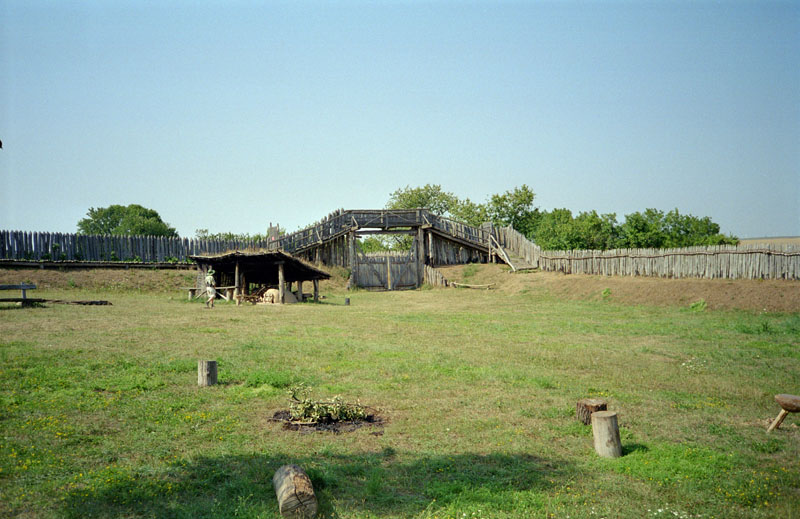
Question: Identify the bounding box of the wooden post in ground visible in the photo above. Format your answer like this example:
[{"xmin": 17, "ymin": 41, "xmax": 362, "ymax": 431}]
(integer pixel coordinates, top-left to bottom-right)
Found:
[
  {"xmin": 348, "ymin": 231, "xmax": 356, "ymax": 290},
  {"xmin": 273, "ymin": 464, "xmax": 318, "ymax": 518},
  {"xmin": 296, "ymin": 280, "xmax": 303, "ymax": 302},
  {"xmin": 577, "ymin": 398, "xmax": 608, "ymax": 425},
  {"xmin": 428, "ymin": 231, "xmax": 433, "ymax": 266},
  {"xmin": 313, "ymin": 279, "xmax": 319, "ymax": 302},
  {"xmin": 417, "ymin": 227, "xmax": 425, "ymax": 287},
  {"xmin": 386, "ymin": 255, "xmax": 392, "ymax": 291},
  {"xmin": 591, "ymin": 410, "xmax": 622, "ymax": 458},
  {"xmin": 234, "ymin": 261, "xmax": 240, "ymax": 298},
  {"xmin": 278, "ymin": 262, "xmax": 285, "ymax": 304},
  {"xmin": 197, "ymin": 360, "xmax": 217, "ymax": 387}
]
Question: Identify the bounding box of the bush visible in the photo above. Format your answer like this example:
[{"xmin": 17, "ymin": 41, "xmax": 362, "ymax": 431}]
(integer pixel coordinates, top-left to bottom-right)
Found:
[{"xmin": 288, "ymin": 384, "xmax": 367, "ymax": 423}]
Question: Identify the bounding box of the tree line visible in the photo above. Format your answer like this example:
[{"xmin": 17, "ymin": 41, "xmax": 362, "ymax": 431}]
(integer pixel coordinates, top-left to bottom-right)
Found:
[{"xmin": 372, "ymin": 184, "xmax": 738, "ymax": 251}]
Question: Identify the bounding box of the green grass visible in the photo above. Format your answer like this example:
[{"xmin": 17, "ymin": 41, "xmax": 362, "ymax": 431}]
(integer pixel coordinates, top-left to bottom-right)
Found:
[{"xmin": 0, "ymin": 282, "xmax": 798, "ymax": 518}]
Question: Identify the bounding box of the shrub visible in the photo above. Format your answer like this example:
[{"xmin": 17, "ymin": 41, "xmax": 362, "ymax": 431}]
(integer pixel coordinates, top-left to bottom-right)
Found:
[{"xmin": 287, "ymin": 384, "xmax": 367, "ymax": 423}]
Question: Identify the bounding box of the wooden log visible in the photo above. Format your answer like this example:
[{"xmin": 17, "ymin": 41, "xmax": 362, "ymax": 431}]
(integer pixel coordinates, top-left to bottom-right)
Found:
[
  {"xmin": 591, "ymin": 410, "xmax": 622, "ymax": 458},
  {"xmin": 197, "ymin": 360, "xmax": 217, "ymax": 387},
  {"xmin": 576, "ymin": 398, "xmax": 608, "ymax": 425},
  {"xmin": 273, "ymin": 464, "xmax": 318, "ymax": 518}
]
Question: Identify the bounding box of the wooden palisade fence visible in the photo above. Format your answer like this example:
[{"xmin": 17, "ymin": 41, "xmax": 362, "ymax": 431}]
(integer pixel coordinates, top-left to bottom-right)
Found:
[
  {"xmin": 493, "ymin": 226, "xmax": 800, "ymax": 280},
  {"xmin": 5, "ymin": 215, "xmax": 798, "ymax": 280},
  {"xmin": 0, "ymin": 230, "xmax": 270, "ymax": 263}
]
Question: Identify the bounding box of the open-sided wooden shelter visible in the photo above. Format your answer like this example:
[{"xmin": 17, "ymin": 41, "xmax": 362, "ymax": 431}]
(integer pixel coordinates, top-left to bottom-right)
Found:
[{"xmin": 190, "ymin": 250, "xmax": 331, "ymax": 304}]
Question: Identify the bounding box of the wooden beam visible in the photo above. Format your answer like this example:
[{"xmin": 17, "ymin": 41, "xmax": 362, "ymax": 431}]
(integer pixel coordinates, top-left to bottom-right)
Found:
[
  {"xmin": 234, "ymin": 261, "xmax": 240, "ymax": 297},
  {"xmin": 355, "ymin": 229, "xmax": 416, "ymax": 236},
  {"xmin": 278, "ymin": 263, "xmax": 285, "ymax": 304}
]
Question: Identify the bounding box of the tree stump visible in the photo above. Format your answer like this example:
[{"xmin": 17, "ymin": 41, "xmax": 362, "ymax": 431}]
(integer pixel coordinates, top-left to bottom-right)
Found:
[
  {"xmin": 767, "ymin": 393, "xmax": 800, "ymax": 432},
  {"xmin": 273, "ymin": 464, "xmax": 318, "ymax": 518},
  {"xmin": 591, "ymin": 410, "xmax": 622, "ymax": 458},
  {"xmin": 577, "ymin": 398, "xmax": 607, "ymax": 425},
  {"xmin": 197, "ymin": 360, "xmax": 217, "ymax": 387}
]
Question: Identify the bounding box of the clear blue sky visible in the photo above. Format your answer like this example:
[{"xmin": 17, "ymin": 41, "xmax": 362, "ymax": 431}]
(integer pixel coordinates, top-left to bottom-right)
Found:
[{"xmin": 2, "ymin": 1, "xmax": 798, "ymax": 238}]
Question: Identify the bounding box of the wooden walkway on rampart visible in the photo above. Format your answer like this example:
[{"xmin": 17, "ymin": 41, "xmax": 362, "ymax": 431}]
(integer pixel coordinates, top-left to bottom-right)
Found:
[{"xmin": 269, "ymin": 209, "xmax": 491, "ymax": 256}]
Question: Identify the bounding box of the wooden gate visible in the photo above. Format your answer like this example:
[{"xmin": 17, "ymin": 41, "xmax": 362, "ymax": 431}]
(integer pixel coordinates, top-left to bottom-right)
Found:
[{"xmin": 353, "ymin": 248, "xmax": 420, "ymax": 290}]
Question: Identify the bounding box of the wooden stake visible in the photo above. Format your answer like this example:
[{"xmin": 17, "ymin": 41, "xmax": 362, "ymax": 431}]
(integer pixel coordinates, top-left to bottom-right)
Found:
[
  {"xmin": 197, "ymin": 360, "xmax": 217, "ymax": 387},
  {"xmin": 591, "ymin": 410, "xmax": 622, "ymax": 458},
  {"xmin": 768, "ymin": 394, "xmax": 800, "ymax": 432},
  {"xmin": 273, "ymin": 464, "xmax": 317, "ymax": 518},
  {"xmin": 768, "ymin": 409, "xmax": 789, "ymax": 432}
]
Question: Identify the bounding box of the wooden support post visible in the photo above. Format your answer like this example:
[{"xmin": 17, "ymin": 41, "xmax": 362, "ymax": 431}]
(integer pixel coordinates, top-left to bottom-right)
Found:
[
  {"xmin": 591, "ymin": 410, "xmax": 622, "ymax": 458},
  {"xmin": 197, "ymin": 360, "xmax": 217, "ymax": 387},
  {"xmin": 234, "ymin": 261, "xmax": 240, "ymax": 298},
  {"xmin": 577, "ymin": 398, "xmax": 608, "ymax": 425},
  {"xmin": 296, "ymin": 280, "xmax": 303, "ymax": 302},
  {"xmin": 386, "ymin": 255, "xmax": 392, "ymax": 291},
  {"xmin": 428, "ymin": 231, "xmax": 433, "ymax": 266},
  {"xmin": 278, "ymin": 262, "xmax": 285, "ymax": 304},
  {"xmin": 273, "ymin": 464, "xmax": 318, "ymax": 518},
  {"xmin": 313, "ymin": 279, "xmax": 319, "ymax": 302},
  {"xmin": 348, "ymin": 231, "xmax": 356, "ymax": 290},
  {"xmin": 417, "ymin": 227, "xmax": 424, "ymax": 287}
]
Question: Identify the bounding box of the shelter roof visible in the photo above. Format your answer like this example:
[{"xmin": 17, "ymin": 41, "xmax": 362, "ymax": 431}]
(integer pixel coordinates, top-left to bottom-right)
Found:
[{"xmin": 190, "ymin": 250, "xmax": 331, "ymax": 284}]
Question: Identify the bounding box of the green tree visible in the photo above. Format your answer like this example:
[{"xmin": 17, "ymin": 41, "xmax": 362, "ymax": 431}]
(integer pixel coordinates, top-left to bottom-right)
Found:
[
  {"xmin": 532, "ymin": 208, "xmax": 581, "ymax": 250},
  {"xmin": 77, "ymin": 204, "xmax": 178, "ymax": 237},
  {"xmin": 449, "ymin": 198, "xmax": 489, "ymax": 227},
  {"xmin": 618, "ymin": 208, "xmax": 737, "ymax": 249},
  {"xmin": 618, "ymin": 209, "xmax": 667, "ymax": 248},
  {"xmin": 573, "ymin": 211, "xmax": 621, "ymax": 250},
  {"xmin": 386, "ymin": 184, "xmax": 457, "ymax": 215},
  {"xmin": 487, "ymin": 185, "xmax": 539, "ymax": 236},
  {"xmin": 662, "ymin": 209, "xmax": 738, "ymax": 247},
  {"xmin": 358, "ymin": 236, "xmax": 392, "ymax": 253}
]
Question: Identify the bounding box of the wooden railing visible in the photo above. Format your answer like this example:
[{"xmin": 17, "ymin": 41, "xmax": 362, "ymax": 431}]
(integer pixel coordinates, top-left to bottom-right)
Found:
[{"xmin": 272, "ymin": 209, "xmax": 491, "ymax": 253}]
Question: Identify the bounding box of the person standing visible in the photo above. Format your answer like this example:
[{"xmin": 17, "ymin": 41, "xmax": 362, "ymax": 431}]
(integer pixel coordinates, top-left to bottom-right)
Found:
[{"xmin": 205, "ymin": 268, "xmax": 217, "ymax": 308}]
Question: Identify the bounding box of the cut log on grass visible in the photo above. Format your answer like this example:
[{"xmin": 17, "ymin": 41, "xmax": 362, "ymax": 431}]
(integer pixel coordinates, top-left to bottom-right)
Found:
[
  {"xmin": 273, "ymin": 464, "xmax": 318, "ymax": 518},
  {"xmin": 591, "ymin": 410, "xmax": 622, "ymax": 458},
  {"xmin": 767, "ymin": 394, "xmax": 800, "ymax": 432},
  {"xmin": 577, "ymin": 398, "xmax": 607, "ymax": 425},
  {"xmin": 197, "ymin": 360, "xmax": 217, "ymax": 387}
]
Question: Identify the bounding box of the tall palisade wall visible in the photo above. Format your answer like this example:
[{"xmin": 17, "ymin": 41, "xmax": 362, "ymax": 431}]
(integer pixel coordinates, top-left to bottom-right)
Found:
[
  {"xmin": 493, "ymin": 226, "xmax": 800, "ymax": 280},
  {"xmin": 0, "ymin": 230, "xmax": 270, "ymax": 263}
]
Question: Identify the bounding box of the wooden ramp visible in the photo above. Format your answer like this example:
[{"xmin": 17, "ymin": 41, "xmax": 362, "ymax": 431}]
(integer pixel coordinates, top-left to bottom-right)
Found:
[{"xmin": 504, "ymin": 252, "xmax": 537, "ymax": 271}]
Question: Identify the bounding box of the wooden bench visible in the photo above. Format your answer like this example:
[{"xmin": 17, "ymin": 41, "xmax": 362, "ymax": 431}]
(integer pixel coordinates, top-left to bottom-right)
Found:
[{"xmin": 0, "ymin": 283, "xmax": 39, "ymax": 307}]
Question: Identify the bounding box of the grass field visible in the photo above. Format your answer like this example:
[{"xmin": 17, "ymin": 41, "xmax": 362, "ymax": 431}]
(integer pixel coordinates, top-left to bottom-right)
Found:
[{"xmin": 1, "ymin": 266, "xmax": 799, "ymax": 518}]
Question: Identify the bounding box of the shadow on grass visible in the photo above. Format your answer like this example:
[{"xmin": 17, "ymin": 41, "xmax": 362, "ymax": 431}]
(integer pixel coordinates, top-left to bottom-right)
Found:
[
  {"xmin": 622, "ymin": 443, "xmax": 649, "ymax": 456},
  {"xmin": 62, "ymin": 450, "xmax": 569, "ymax": 518}
]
